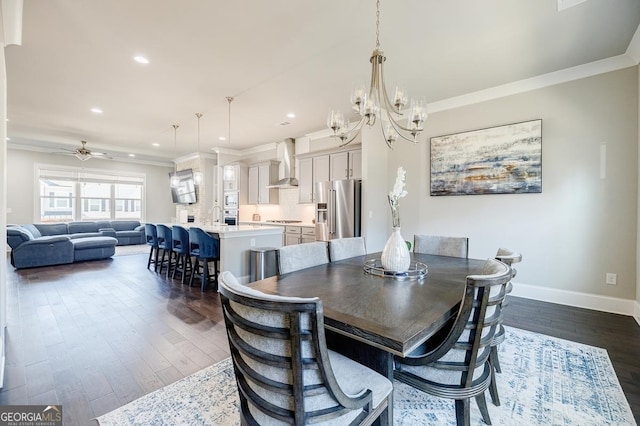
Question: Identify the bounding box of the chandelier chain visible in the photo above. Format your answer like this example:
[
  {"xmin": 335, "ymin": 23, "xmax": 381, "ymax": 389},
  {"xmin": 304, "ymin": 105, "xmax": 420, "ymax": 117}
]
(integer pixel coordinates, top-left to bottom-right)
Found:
[{"xmin": 375, "ymin": 0, "xmax": 380, "ymax": 49}]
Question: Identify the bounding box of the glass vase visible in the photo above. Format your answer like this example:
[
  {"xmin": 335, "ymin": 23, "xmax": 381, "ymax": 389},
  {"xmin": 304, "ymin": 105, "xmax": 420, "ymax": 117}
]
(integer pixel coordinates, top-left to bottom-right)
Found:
[{"xmin": 381, "ymin": 227, "xmax": 411, "ymax": 272}]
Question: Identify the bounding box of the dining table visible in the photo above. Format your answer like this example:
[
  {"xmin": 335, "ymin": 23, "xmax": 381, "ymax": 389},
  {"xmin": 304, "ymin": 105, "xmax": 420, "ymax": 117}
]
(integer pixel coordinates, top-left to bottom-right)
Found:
[{"xmin": 247, "ymin": 251, "xmax": 488, "ymax": 425}]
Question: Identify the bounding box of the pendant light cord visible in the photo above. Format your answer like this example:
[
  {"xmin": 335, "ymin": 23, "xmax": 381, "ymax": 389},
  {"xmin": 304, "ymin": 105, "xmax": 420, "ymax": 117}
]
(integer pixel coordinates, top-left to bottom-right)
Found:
[{"xmin": 226, "ymin": 96, "xmax": 233, "ymax": 145}]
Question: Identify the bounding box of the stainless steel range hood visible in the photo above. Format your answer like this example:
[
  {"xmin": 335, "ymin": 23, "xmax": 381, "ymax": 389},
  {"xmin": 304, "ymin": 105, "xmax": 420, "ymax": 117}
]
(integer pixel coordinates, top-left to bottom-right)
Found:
[{"xmin": 267, "ymin": 138, "xmax": 298, "ymax": 188}]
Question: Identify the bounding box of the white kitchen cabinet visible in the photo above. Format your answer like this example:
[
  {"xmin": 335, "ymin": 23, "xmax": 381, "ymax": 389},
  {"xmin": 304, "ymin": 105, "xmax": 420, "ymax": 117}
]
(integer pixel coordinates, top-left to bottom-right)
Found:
[
  {"xmin": 285, "ymin": 226, "xmax": 316, "ymax": 245},
  {"xmin": 248, "ymin": 161, "xmax": 279, "ymax": 204},
  {"xmin": 312, "ymin": 155, "xmax": 330, "ymax": 201},
  {"xmin": 298, "ymin": 157, "xmax": 314, "ymax": 204},
  {"xmin": 223, "ymin": 164, "xmax": 239, "ymax": 191},
  {"xmin": 329, "ymin": 149, "xmax": 361, "ymax": 180},
  {"xmin": 301, "ymin": 227, "xmax": 316, "ymax": 244}
]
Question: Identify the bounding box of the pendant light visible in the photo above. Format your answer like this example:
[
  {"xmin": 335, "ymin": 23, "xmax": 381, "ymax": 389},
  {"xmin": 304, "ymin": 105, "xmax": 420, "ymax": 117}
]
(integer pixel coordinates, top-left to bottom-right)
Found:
[
  {"xmin": 170, "ymin": 124, "xmax": 180, "ymax": 188},
  {"xmin": 226, "ymin": 96, "xmax": 233, "ymax": 145},
  {"xmin": 193, "ymin": 112, "xmax": 203, "ymax": 185}
]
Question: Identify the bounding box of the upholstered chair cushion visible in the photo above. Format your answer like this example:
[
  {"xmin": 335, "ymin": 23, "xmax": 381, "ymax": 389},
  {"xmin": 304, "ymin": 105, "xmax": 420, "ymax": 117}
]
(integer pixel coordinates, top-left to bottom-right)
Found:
[
  {"xmin": 277, "ymin": 241, "xmax": 329, "ymax": 274},
  {"xmin": 414, "ymin": 234, "xmax": 469, "ymax": 258},
  {"xmin": 328, "ymin": 237, "xmax": 366, "ymax": 262}
]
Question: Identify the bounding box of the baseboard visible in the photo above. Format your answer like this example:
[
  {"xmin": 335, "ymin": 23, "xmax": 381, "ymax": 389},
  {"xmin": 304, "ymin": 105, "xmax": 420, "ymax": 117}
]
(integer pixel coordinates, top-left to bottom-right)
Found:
[{"xmin": 511, "ymin": 282, "xmax": 638, "ymax": 319}]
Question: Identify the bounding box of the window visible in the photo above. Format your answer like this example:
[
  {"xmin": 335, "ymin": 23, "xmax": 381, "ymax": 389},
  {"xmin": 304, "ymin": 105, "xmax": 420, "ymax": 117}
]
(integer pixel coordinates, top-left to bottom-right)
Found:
[{"xmin": 37, "ymin": 166, "xmax": 145, "ymax": 223}]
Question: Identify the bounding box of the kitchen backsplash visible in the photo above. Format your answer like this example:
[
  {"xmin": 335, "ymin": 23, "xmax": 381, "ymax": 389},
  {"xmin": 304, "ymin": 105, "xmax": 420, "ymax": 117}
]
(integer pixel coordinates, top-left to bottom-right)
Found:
[{"xmin": 239, "ymin": 188, "xmax": 315, "ymax": 223}]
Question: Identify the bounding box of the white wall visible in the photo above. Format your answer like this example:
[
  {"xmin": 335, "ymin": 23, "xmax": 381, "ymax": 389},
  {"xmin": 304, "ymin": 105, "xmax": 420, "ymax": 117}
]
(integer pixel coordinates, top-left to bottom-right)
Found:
[
  {"xmin": 393, "ymin": 67, "xmax": 638, "ymax": 308},
  {"xmin": 6, "ymin": 149, "xmax": 175, "ymax": 224}
]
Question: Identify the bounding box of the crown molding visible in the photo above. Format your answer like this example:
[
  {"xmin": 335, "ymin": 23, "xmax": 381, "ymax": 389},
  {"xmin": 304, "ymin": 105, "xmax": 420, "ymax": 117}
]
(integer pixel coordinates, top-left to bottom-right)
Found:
[{"xmin": 428, "ymin": 54, "xmax": 637, "ymax": 114}]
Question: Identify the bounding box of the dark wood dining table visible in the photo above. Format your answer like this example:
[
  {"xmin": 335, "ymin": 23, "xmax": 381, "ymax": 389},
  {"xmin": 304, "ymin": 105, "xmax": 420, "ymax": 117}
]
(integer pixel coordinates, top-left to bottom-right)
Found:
[{"xmin": 247, "ymin": 251, "xmax": 487, "ymax": 425}]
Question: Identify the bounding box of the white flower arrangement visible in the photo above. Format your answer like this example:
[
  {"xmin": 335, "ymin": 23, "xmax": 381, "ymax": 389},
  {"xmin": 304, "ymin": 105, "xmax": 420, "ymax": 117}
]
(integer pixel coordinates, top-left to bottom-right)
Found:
[{"xmin": 388, "ymin": 166, "xmax": 407, "ymax": 228}]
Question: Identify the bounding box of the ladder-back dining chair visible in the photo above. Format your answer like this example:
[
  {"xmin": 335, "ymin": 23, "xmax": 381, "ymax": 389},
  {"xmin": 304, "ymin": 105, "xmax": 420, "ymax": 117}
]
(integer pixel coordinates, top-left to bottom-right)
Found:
[
  {"xmin": 277, "ymin": 241, "xmax": 329, "ymax": 275},
  {"xmin": 413, "ymin": 234, "xmax": 469, "ymax": 258},
  {"xmin": 328, "ymin": 237, "xmax": 366, "ymax": 262},
  {"xmin": 393, "ymin": 258, "xmax": 511, "ymax": 426},
  {"xmin": 488, "ymin": 248, "xmax": 522, "ymax": 406},
  {"xmin": 219, "ymin": 271, "xmax": 393, "ymax": 425}
]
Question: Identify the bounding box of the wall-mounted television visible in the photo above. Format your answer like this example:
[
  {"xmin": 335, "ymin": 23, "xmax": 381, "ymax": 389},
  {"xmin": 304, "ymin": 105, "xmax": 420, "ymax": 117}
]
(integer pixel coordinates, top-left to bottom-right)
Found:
[{"xmin": 170, "ymin": 169, "xmax": 198, "ymax": 204}]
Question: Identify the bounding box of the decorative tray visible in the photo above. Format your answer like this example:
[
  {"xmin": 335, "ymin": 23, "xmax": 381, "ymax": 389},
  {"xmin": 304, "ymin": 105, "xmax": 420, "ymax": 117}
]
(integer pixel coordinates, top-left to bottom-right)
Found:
[{"xmin": 363, "ymin": 259, "xmax": 428, "ymax": 281}]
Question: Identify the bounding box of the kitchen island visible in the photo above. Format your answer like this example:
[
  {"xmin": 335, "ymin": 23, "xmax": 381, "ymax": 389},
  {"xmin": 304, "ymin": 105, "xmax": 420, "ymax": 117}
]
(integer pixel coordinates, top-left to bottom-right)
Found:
[{"xmin": 167, "ymin": 223, "xmax": 284, "ymax": 284}]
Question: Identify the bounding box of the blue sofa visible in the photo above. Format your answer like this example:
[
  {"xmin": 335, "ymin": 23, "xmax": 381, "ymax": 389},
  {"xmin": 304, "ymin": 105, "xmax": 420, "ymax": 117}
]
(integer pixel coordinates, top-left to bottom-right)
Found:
[{"xmin": 6, "ymin": 220, "xmax": 146, "ymax": 269}]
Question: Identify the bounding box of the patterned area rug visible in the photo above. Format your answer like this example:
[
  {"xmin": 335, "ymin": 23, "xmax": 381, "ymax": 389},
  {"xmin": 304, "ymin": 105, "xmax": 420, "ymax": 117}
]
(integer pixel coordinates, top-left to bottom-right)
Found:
[{"xmin": 96, "ymin": 327, "xmax": 636, "ymax": 426}]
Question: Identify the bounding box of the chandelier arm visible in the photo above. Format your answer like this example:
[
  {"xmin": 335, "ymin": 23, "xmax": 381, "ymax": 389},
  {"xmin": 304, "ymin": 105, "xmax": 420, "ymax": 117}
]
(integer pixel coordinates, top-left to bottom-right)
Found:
[
  {"xmin": 380, "ymin": 120, "xmax": 394, "ymax": 150},
  {"xmin": 385, "ymin": 114, "xmax": 419, "ymax": 143},
  {"xmin": 378, "ymin": 58, "xmax": 401, "ymax": 115}
]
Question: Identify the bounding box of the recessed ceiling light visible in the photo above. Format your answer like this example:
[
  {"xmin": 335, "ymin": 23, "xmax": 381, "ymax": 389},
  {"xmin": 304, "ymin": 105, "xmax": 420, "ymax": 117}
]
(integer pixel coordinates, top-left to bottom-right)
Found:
[
  {"xmin": 5, "ymin": 137, "xmax": 9, "ymax": 141},
  {"xmin": 128, "ymin": 153, "xmax": 136, "ymax": 157},
  {"xmin": 152, "ymin": 143, "xmax": 160, "ymax": 147},
  {"xmin": 133, "ymin": 55, "xmax": 149, "ymax": 64},
  {"xmin": 287, "ymin": 113, "xmax": 295, "ymax": 118},
  {"xmin": 90, "ymin": 107, "xmax": 103, "ymax": 114},
  {"xmin": 218, "ymin": 136, "xmax": 226, "ymax": 141}
]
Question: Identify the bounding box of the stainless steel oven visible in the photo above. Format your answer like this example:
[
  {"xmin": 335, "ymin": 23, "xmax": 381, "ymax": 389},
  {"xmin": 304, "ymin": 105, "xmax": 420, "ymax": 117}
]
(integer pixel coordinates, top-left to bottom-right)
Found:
[
  {"xmin": 223, "ymin": 209, "xmax": 238, "ymax": 226},
  {"xmin": 223, "ymin": 191, "xmax": 239, "ymax": 209}
]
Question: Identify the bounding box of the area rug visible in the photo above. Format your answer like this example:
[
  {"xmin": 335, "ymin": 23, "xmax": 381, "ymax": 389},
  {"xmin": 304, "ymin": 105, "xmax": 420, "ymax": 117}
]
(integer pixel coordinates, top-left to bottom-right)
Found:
[{"xmin": 96, "ymin": 327, "xmax": 636, "ymax": 426}]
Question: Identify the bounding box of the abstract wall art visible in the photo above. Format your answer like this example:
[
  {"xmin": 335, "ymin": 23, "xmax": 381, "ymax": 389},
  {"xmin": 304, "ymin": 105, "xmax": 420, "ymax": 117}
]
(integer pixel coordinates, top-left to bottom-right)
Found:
[{"xmin": 430, "ymin": 119, "xmax": 542, "ymax": 196}]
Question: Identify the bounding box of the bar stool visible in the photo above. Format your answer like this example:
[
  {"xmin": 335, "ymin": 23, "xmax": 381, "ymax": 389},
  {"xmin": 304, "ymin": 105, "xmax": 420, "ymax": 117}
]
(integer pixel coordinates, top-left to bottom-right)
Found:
[
  {"xmin": 188, "ymin": 227, "xmax": 220, "ymax": 291},
  {"xmin": 156, "ymin": 224, "xmax": 173, "ymax": 275},
  {"xmin": 144, "ymin": 223, "xmax": 160, "ymax": 271},
  {"xmin": 170, "ymin": 225, "xmax": 192, "ymax": 284}
]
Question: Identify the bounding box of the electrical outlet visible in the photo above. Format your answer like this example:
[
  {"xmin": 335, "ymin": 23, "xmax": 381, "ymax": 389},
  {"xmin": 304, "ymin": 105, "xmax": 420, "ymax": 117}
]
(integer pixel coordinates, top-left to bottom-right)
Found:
[
  {"xmin": 605, "ymin": 273, "xmax": 617, "ymax": 285},
  {"xmin": 250, "ymin": 238, "xmax": 255, "ymax": 247}
]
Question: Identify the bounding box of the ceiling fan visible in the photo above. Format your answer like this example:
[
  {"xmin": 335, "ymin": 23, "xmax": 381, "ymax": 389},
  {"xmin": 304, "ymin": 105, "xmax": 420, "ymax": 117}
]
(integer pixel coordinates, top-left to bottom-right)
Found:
[{"xmin": 55, "ymin": 140, "xmax": 111, "ymax": 161}]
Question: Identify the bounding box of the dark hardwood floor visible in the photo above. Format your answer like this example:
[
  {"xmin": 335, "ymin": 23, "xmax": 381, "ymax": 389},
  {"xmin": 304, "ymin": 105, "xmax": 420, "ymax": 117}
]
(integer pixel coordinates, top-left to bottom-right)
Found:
[{"xmin": 1, "ymin": 251, "xmax": 639, "ymax": 424}]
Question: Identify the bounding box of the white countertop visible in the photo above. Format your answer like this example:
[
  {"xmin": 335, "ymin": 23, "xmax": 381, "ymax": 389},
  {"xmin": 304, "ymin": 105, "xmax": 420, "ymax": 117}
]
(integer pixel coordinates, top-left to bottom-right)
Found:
[
  {"xmin": 165, "ymin": 223, "xmax": 284, "ymax": 238},
  {"xmin": 240, "ymin": 220, "xmax": 316, "ymax": 228}
]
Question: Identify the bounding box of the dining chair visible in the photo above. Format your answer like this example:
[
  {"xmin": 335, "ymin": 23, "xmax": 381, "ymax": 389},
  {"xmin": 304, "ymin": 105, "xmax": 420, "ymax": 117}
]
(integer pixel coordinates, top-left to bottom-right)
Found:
[
  {"xmin": 155, "ymin": 224, "xmax": 173, "ymax": 274},
  {"xmin": 488, "ymin": 248, "xmax": 522, "ymax": 406},
  {"xmin": 218, "ymin": 271, "xmax": 393, "ymax": 425},
  {"xmin": 328, "ymin": 237, "xmax": 366, "ymax": 262},
  {"xmin": 170, "ymin": 225, "xmax": 192, "ymax": 284},
  {"xmin": 188, "ymin": 227, "xmax": 220, "ymax": 292},
  {"xmin": 393, "ymin": 258, "xmax": 511, "ymax": 426},
  {"xmin": 277, "ymin": 241, "xmax": 329, "ymax": 274},
  {"xmin": 413, "ymin": 234, "xmax": 469, "ymax": 258},
  {"xmin": 144, "ymin": 223, "xmax": 160, "ymax": 271}
]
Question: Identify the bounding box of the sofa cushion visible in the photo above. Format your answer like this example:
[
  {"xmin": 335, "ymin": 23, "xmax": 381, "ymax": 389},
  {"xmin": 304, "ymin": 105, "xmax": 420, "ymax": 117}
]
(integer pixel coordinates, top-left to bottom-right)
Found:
[
  {"xmin": 71, "ymin": 236, "xmax": 118, "ymax": 250},
  {"xmin": 95, "ymin": 220, "xmax": 112, "ymax": 230},
  {"xmin": 68, "ymin": 222, "xmax": 99, "ymax": 234},
  {"xmin": 110, "ymin": 221, "xmax": 141, "ymax": 231},
  {"xmin": 34, "ymin": 223, "xmax": 69, "ymax": 236},
  {"xmin": 69, "ymin": 232, "xmax": 103, "ymax": 239},
  {"xmin": 6, "ymin": 227, "xmax": 34, "ymax": 249},
  {"xmin": 22, "ymin": 224, "xmax": 41, "ymax": 238}
]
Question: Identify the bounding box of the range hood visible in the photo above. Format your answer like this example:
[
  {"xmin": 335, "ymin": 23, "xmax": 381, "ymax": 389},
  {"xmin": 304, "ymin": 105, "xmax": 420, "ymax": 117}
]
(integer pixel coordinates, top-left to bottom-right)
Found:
[{"xmin": 267, "ymin": 138, "xmax": 298, "ymax": 188}]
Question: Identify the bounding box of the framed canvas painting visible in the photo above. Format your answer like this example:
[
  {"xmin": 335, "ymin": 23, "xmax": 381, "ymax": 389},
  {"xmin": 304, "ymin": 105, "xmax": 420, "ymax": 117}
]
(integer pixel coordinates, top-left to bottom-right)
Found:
[{"xmin": 430, "ymin": 119, "xmax": 542, "ymax": 196}]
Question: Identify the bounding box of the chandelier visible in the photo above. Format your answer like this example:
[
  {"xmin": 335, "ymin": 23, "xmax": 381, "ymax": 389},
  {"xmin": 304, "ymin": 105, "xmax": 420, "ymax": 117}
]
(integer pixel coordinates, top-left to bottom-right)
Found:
[{"xmin": 327, "ymin": 0, "xmax": 427, "ymax": 148}]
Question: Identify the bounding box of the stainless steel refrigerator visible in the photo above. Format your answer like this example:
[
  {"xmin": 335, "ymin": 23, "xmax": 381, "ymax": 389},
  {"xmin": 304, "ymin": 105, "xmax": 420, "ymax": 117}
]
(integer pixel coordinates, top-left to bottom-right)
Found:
[{"xmin": 315, "ymin": 179, "xmax": 362, "ymax": 241}]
